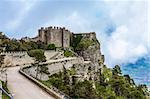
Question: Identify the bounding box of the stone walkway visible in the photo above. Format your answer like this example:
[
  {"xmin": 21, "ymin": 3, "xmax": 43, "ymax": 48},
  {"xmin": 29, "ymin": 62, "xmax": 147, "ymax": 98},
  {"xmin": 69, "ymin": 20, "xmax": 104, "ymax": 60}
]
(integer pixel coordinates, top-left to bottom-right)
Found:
[{"xmin": 7, "ymin": 67, "xmax": 54, "ymax": 99}]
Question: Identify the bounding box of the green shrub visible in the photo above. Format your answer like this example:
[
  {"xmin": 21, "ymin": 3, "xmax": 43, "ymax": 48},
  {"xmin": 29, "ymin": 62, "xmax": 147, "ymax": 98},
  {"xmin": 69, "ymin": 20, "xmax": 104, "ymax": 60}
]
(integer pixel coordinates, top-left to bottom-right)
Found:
[
  {"xmin": 47, "ymin": 44, "xmax": 56, "ymax": 50},
  {"xmin": 76, "ymin": 38, "xmax": 96, "ymax": 50},
  {"xmin": 64, "ymin": 50, "xmax": 74, "ymax": 57},
  {"xmin": 71, "ymin": 34, "xmax": 83, "ymax": 50},
  {"xmin": 27, "ymin": 49, "xmax": 46, "ymax": 62}
]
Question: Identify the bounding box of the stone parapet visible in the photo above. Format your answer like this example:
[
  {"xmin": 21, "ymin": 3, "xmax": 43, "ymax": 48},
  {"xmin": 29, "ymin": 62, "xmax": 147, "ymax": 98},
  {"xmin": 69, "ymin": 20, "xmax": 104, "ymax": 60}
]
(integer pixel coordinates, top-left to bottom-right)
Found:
[{"xmin": 0, "ymin": 81, "xmax": 2, "ymax": 99}]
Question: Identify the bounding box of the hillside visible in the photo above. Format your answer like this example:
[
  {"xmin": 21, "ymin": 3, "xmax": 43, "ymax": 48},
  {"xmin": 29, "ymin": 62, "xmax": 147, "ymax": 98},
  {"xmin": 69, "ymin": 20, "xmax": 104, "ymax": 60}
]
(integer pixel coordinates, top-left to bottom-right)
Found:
[{"xmin": 22, "ymin": 32, "xmax": 149, "ymax": 99}]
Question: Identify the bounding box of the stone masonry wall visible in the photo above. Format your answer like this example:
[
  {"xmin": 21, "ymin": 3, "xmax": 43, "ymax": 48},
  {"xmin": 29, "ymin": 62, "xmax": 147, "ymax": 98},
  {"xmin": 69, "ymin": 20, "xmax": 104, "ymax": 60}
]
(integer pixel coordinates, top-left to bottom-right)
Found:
[
  {"xmin": 37, "ymin": 26, "xmax": 71, "ymax": 48},
  {"xmin": 1, "ymin": 51, "xmax": 59, "ymax": 67},
  {"xmin": 1, "ymin": 52, "xmax": 34, "ymax": 66},
  {"xmin": 50, "ymin": 27, "xmax": 63, "ymax": 47},
  {"xmin": 23, "ymin": 57, "xmax": 85, "ymax": 81},
  {"xmin": 63, "ymin": 29, "xmax": 71, "ymax": 47},
  {"xmin": 32, "ymin": 26, "xmax": 100, "ymax": 49}
]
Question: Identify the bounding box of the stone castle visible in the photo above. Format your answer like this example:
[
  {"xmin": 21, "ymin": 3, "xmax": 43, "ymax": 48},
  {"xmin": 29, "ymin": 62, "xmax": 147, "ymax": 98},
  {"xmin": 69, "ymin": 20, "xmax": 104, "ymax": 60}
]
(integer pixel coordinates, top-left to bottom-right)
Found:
[{"xmin": 22, "ymin": 26, "xmax": 96, "ymax": 48}]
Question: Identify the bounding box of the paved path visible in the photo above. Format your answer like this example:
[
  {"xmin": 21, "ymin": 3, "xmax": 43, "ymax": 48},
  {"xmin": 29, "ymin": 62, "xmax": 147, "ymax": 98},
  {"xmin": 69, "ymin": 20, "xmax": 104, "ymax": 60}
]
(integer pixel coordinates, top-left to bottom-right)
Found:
[
  {"xmin": 7, "ymin": 67, "xmax": 54, "ymax": 99},
  {"xmin": 44, "ymin": 57, "xmax": 79, "ymax": 64}
]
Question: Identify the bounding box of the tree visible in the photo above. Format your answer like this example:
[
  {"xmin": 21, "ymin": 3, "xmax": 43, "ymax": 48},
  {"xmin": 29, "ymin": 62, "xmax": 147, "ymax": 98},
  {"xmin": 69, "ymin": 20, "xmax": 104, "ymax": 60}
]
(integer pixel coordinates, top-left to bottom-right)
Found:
[
  {"xmin": 71, "ymin": 34, "xmax": 83, "ymax": 50},
  {"xmin": 97, "ymin": 68, "xmax": 105, "ymax": 85},
  {"xmin": 27, "ymin": 49, "xmax": 46, "ymax": 62},
  {"xmin": 37, "ymin": 40, "xmax": 46, "ymax": 49},
  {"xmin": 112, "ymin": 65, "xmax": 122, "ymax": 76},
  {"xmin": 124, "ymin": 74, "xmax": 135, "ymax": 86},
  {"xmin": 47, "ymin": 44, "xmax": 56, "ymax": 50},
  {"xmin": 0, "ymin": 54, "xmax": 5, "ymax": 81},
  {"xmin": 63, "ymin": 66, "xmax": 70, "ymax": 85},
  {"xmin": 128, "ymin": 90, "xmax": 146, "ymax": 99},
  {"xmin": 72, "ymin": 80, "xmax": 96, "ymax": 99},
  {"xmin": 64, "ymin": 50, "xmax": 74, "ymax": 57},
  {"xmin": 110, "ymin": 77, "xmax": 126, "ymax": 96},
  {"xmin": 137, "ymin": 84, "xmax": 149, "ymax": 96},
  {"xmin": 27, "ymin": 49, "xmax": 46, "ymax": 78},
  {"xmin": 39, "ymin": 64, "xmax": 50, "ymax": 79}
]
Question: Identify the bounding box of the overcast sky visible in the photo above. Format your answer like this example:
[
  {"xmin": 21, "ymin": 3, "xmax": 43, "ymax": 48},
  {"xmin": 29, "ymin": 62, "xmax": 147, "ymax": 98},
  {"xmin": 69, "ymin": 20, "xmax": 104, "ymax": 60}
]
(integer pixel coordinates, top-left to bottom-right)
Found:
[{"xmin": 0, "ymin": 0, "xmax": 149, "ymax": 67}]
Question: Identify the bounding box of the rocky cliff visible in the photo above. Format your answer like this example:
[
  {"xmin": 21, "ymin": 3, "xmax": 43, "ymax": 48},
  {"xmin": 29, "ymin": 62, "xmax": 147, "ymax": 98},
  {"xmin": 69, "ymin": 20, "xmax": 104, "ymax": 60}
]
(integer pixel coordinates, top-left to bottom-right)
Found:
[{"xmin": 75, "ymin": 32, "xmax": 104, "ymax": 71}]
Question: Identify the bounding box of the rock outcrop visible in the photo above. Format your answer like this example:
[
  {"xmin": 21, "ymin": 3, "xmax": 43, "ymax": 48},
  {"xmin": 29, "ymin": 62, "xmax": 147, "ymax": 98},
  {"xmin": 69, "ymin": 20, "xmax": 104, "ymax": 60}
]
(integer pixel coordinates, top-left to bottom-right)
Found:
[{"xmin": 75, "ymin": 32, "xmax": 104, "ymax": 71}]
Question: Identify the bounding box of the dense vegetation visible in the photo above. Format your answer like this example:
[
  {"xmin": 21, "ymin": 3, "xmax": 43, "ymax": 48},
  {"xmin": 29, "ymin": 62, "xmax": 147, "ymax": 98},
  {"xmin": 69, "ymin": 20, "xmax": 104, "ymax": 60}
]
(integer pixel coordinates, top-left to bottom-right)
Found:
[
  {"xmin": 1, "ymin": 32, "xmax": 149, "ymax": 98},
  {"xmin": 75, "ymin": 37, "xmax": 99, "ymax": 51},
  {"xmin": 47, "ymin": 44, "xmax": 56, "ymax": 50},
  {"xmin": 0, "ymin": 32, "xmax": 56, "ymax": 51},
  {"xmin": 41, "ymin": 65, "xmax": 148, "ymax": 99},
  {"xmin": 71, "ymin": 34, "xmax": 83, "ymax": 51}
]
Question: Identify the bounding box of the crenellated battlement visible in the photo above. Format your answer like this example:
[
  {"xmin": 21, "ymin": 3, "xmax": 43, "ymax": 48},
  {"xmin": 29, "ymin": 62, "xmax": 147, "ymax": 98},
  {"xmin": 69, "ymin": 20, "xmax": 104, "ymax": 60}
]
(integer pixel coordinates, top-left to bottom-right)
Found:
[
  {"xmin": 1, "ymin": 51, "xmax": 27, "ymax": 56},
  {"xmin": 36, "ymin": 26, "xmax": 72, "ymax": 48},
  {"xmin": 31, "ymin": 26, "xmax": 98, "ymax": 48},
  {"xmin": 39, "ymin": 26, "xmax": 71, "ymax": 33},
  {"xmin": 1, "ymin": 51, "xmax": 27, "ymax": 54}
]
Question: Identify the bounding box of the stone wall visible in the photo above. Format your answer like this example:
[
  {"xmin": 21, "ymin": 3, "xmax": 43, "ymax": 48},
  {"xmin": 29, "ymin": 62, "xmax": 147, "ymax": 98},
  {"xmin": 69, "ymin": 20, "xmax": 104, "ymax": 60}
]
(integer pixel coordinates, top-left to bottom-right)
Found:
[
  {"xmin": 31, "ymin": 26, "xmax": 100, "ymax": 49},
  {"xmin": 50, "ymin": 27, "xmax": 63, "ymax": 47},
  {"xmin": 1, "ymin": 52, "xmax": 34, "ymax": 66},
  {"xmin": 23, "ymin": 57, "xmax": 85, "ymax": 81},
  {"xmin": 1, "ymin": 51, "xmax": 60, "ymax": 67},
  {"xmin": 63, "ymin": 29, "xmax": 72, "ymax": 48},
  {"xmin": 75, "ymin": 32, "xmax": 96, "ymax": 39},
  {"xmin": 36, "ymin": 26, "xmax": 71, "ymax": 48}
]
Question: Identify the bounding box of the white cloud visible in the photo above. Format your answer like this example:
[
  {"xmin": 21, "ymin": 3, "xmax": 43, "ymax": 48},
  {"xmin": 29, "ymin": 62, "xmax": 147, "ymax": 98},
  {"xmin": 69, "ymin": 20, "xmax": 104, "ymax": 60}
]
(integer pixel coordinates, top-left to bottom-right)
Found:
[
  {"xmin": 101, "ymin": 1, "xmax": 149, "ymax": 67},
  {"xmin": 42, "ymin": 0, "xmax": 148, "ymax": 67},
  {"xmin": 132, "ymin": 45, "xmax": 147, "ymax": 56},
  {"xmin": 108, "ymin": 39, "xmax": 128, "ymax": 60},
  {"xmin": 105, "ymin": 25, "xmax": 148, "ymax": 65}
]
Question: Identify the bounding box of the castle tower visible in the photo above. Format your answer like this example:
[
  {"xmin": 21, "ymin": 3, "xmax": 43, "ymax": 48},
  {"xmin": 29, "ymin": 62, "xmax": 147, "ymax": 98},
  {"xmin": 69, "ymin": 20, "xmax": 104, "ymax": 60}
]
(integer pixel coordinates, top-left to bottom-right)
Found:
[
  {"xmin": 46, "ymin": 26, "xmax": 52, "ymax": 44},
  {"xmin": 37, "ymin": 26, "xmax": 71, "ymax": 48},
  {"xmin": 62, "ymin": 28, "xmax": 71, "ymax": 48},
  {"xmin": 38, "ymin": 27, "xmax": 45, "ymax": 42}
]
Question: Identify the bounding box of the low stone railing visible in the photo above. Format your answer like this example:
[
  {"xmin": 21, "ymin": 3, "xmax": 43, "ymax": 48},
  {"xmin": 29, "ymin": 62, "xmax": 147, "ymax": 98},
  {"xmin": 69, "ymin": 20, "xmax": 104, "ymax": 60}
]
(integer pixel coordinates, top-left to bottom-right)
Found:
[
  {"xmin": 0, "ymin": 81, "xmax": 13, "ymax": 99},
  {"xmin": 0, "ymin": 81, "xmax": 2, "ymax": 99},
  {"xmin": 0, "ymin": 51, "xmax": 27, "ymax": 55}
]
